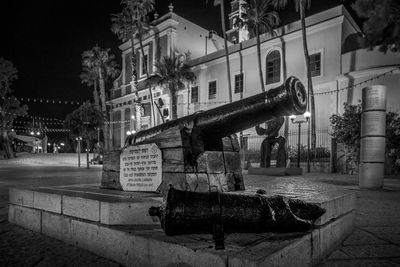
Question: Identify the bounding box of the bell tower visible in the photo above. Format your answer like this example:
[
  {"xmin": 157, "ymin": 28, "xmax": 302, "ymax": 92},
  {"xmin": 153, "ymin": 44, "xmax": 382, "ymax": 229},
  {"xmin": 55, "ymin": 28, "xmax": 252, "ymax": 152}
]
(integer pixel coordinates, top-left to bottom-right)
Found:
[{"xmin": 226, "ymin": 0, "xmax": 249, "ymax": 44}]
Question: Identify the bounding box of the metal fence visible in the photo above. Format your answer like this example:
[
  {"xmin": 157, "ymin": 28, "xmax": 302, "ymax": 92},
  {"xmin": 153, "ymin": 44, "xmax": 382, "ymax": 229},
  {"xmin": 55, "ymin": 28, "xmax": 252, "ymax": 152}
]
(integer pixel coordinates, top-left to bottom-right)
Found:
[{"xmin": 241, "ymin": 128, "xmax": 332, "ymax": 166}]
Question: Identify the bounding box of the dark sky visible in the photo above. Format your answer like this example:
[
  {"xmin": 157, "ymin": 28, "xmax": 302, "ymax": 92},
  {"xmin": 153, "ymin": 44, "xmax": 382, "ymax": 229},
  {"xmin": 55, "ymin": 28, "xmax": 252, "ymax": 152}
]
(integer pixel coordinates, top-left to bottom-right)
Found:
[{"xmin": 0, "ymin": 0, "xmax": 354, "ymax": 140}]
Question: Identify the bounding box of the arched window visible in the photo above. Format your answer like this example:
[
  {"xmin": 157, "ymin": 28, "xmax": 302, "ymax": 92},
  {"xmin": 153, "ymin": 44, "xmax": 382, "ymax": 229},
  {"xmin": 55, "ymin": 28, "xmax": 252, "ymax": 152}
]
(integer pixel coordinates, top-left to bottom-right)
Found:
[{"xmin": 266, "ymin": 50, "xmax": 281, "ymax": 84}]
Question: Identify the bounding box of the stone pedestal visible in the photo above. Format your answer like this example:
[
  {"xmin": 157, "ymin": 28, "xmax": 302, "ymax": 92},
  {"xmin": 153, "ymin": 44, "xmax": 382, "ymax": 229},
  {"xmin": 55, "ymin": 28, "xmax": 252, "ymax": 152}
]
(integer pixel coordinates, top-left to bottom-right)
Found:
[
  {"xmin": 359, "ymin": 85, "xmax": 386, "ymax": 189},
  {"xmin": 8, "ymin": 185, "xmax": 355, "ymax": 267},
  {"xmin": 248, "ymin": 167, "xmax": 303, "ymax": 176}
]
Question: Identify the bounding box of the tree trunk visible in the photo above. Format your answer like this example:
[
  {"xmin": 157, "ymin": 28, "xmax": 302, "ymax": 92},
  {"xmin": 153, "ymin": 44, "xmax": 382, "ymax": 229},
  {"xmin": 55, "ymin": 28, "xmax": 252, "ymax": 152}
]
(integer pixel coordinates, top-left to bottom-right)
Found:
[
  {"xmin": 256, "ymin": 26, "xmax": 265, "ymax": 92},
  {"xmin": 219, "ymin": 1, "xmax": 233, "ymax": 103},
  {"xmin": 93, "ymin": 80, "xmax": 100, "ymax": 108},
  {"xmin": 86, "ymin": 140, "xmax": 90, "ymax": 169},
  {"xmin": 1, "ymin": 127, "xmax": 14, "ymax": 159},
  {"xmin": 138, "ymin": 27, "xmax": 156, "ymax": 126},
  {"xmin": 280, "ymin": 35, "xmax": 289, "ymax": 149},
  {"xmin": 170, "ymin": 83, "xmax": 178, "ymax": 120},
  {"xmin": 98, "ymin": 70, "xmax": 110, "ymax": 151},
  {"xmin": 300, "ymin": 3, "xmax": 316, "ymax": 153}
]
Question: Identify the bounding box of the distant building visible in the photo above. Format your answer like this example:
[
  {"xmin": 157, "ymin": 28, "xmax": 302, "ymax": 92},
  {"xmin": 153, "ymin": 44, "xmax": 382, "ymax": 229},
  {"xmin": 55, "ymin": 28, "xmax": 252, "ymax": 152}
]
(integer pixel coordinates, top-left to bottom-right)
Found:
[{"xmin": 109, "ymin": 2, "xmax": 400, "ymax": 149}]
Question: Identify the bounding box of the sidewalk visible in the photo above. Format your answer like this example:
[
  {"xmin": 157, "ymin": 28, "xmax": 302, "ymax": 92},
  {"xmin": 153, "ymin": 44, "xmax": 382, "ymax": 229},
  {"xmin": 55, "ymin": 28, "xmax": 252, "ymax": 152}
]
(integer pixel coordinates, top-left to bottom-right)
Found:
[{"xmin": 1, "ymin": 166, "xmax": 400, "ymax": 266}]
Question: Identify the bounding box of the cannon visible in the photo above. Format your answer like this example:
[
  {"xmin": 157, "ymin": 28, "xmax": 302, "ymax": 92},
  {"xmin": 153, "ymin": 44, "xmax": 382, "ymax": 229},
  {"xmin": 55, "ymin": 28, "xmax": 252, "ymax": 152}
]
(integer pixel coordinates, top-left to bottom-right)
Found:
[
  {"xmin": 149, "ymin": 187, "xmax": 325, "ymax": 249},
  {"xmin": 101, "ymin": 76, "xmax": 307, "ymax": 193}
]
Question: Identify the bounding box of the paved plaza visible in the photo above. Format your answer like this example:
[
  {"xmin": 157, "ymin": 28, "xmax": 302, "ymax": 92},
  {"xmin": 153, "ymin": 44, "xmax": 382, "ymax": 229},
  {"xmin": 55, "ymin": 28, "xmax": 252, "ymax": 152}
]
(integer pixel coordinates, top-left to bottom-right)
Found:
[{"xmin": 1, "ymin": 157, "xmax": 400, "ymax": 266}]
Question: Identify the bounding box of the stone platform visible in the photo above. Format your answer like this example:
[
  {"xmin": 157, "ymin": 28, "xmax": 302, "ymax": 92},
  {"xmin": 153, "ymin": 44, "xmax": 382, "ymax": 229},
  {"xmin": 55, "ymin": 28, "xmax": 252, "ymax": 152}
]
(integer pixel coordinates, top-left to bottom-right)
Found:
[
  {"xmin": 8, "ymin": 184, "xmax": 355, "ymax": 266},
  {"xmin": 248, "ymin": 167, "xmax": 303, "ymax": 176}
]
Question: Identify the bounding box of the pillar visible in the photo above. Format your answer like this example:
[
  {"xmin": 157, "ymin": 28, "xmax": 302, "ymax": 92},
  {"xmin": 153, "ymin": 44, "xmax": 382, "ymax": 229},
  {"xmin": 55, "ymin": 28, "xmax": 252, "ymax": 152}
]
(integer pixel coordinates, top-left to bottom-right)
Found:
[{"xmin": 359, "ymin": 85, "xmax": 386, "ymax": 189}]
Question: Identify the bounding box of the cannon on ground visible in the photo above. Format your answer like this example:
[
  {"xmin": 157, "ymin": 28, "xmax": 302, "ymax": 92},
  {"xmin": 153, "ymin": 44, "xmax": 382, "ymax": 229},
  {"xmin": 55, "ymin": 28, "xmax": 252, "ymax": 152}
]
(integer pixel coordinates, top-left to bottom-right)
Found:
[
  {"xmin": 149, "ymin": 187, "xmax": 325, "ymax": 249},
  {"xmin": 101, "ymin": 76, "xmax": 307, "ymax": 193}
]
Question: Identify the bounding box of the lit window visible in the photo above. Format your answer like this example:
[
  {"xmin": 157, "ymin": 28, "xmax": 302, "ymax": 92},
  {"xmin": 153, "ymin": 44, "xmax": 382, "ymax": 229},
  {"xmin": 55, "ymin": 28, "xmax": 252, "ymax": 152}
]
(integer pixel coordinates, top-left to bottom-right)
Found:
[
  {"xmin": 266, "ymin": 50, "xmax": 281, "ymax": 84},
  {"xmin": 309, "ymin": 53, "xmax": 321, "ymax": 77},
  {"xmin": 234, "ymin": 73, "xmax": 244, "ymax": 94},
  {"xmin": 208, "ymin": 81, "xmax": 217, "ymax": 99},
  {"xmin": 191, "ymin": 86, "xmax": 199, "ymax": 103}
]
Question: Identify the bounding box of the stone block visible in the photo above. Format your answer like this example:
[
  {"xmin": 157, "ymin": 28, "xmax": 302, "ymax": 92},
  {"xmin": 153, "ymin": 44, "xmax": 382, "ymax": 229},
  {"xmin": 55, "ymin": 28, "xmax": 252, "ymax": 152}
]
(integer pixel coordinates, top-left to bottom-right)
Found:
[
  {"xmin": 311, "ymin": 211, "xmax": 355, "ymax": 264},
  {"xmin": 223, "ymin": 151, "xmax": 242, "ymax": 173},
  {"xmin": 222, "ymin": 136, "xmax": 234, "ymax": 151},
  {"xmin": 225, "ymin": 173, "xmax": 237, "ymax": 191},
  {"xmin": 157, "ymin": 173, "xmax": 188, "ymax": 196},
  {"xmin": 285, "ymin": 167, "xmax": 303, "ymax": 175},
  {"xmin": 41, "ymin": 211, "xmax": 72, "ymax": 243},
  {"xmin": 8, "ymin": 204, "xmax": 41, "ymax": 233},
  {"xmin": 185, "ymin": 173, "xmax": 210, "ymax": 192},
  {"xmin": 9, "ymin": 188, "xmax": 34, "ymax": 207},
  {"xmin": 100, "ymin": 197, "xmax": 162, "ymax": 225},
  {"xmin": 62, "ymin": 195, "xmax": 100, "ymax": 222},
  {"xmin": 298, "ymin": 191, "xmax": 355, "ymax": 226},
  {"xmin": 162, "ymin": 148, "xmax": 185, "ymax": 172},
  {"xmin": 101, "ymin": 171, "xmax": 122, "ymax": 190},
  {"xmin": 233, "ymin": 172, "xmax": 245, "ymax": 190},
  {"xmin": 33, "ymin": 191, "xmax": 62, "ymax": 213},
  {"xmin": 103, "ymin": 150, "xmax": 121, "ymax": 172},
  {"xmin": 196, "ymin": 151, "xmax": 225, "ymax": 173},
  {"xmin": 208, "ymin": 173, "xmax": 227, "ymax": 191}
]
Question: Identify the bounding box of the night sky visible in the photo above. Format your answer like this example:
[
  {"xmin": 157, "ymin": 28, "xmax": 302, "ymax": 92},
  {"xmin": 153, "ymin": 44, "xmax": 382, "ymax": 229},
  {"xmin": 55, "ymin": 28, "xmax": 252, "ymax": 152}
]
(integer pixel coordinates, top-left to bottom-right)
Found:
[{"xmin": 0, "ymin": 0, "xmax": 354, "ymax": 141}]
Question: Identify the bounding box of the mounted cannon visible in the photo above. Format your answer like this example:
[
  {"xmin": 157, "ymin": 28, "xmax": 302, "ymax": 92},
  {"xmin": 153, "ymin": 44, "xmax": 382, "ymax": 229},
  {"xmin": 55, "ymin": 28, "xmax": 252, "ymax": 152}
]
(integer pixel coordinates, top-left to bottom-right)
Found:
[{"xmin": 101, "ymin": 76, "xmax": 307, "ymax": 193}]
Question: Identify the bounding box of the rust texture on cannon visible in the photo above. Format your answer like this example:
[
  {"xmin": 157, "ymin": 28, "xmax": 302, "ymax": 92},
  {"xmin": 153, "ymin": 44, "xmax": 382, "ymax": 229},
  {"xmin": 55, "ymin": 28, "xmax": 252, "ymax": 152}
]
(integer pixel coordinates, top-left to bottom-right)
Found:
[
  {"xmin": 149, "ymin": 187, "xmax": 325, "ymax": 238},
  {"xmin": 101, "ymin": 77, "xmax": 307, "ymax": 193}
]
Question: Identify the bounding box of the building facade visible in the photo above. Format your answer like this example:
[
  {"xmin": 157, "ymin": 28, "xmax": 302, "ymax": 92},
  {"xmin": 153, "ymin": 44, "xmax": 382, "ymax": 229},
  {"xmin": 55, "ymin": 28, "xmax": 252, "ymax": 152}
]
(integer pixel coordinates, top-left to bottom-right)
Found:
[{"xmin": 109, "ymin": 3, "xmax": 400, "ymax": 150}]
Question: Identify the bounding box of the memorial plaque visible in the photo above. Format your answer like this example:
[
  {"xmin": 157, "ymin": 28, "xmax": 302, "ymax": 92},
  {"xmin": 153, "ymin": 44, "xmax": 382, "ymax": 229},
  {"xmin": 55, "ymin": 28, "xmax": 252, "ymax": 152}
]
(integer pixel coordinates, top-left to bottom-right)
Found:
[
  {"xmin": 362, "ymin": 86, "xmax": 386, "ymax": 111},
  {"xmin": 120, "ymin": 143, "xmax": 162, "ymax": 191},
  {"xmin": 361, "ymin": 111, "xmax": 386, "ymax": 137}
]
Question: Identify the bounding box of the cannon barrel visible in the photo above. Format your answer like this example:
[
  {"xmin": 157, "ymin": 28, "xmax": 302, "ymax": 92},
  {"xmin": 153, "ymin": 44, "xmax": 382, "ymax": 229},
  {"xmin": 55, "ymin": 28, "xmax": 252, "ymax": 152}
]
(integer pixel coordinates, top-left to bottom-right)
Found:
[
  {"xmin": 128, "ymin": 76, "xmax": 306, "ymax": 145},
  {"xmin": 149, "ymin": 188, "xmax": 325, "ymax": 235}
]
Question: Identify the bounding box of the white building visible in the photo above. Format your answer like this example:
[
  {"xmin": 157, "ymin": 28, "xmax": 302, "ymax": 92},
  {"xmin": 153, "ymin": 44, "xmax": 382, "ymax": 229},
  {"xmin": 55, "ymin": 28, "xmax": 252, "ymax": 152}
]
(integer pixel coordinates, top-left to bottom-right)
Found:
[{"xmin": 109, "ymin": 2, "xmax": 400, "ymax": 150}]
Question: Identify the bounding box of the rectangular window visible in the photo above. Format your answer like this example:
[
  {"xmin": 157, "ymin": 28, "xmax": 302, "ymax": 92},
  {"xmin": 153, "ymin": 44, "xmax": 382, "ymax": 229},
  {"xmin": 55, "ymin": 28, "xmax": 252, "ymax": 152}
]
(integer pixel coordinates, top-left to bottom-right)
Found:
[
  {"xmin": 141, "ymin": 54, "xmax": 148, "ymax": 76},
  {"xmin": 234, "ymin": 73, "xmax": 244, "ymax": 94},
  {"xmin": 208, "ymin": 81, "xmax": 217, "ymax": 99},
  {"xmin": 309, "ymin": 53, "xmax": 321, "ymax": 77},
  {"xmin": 191, "ymin": 86, "xmax": 199, "ymax": 103},
  {"xmin": 142, "ymin": 103, "xmax": 151, "ymax": 117}
]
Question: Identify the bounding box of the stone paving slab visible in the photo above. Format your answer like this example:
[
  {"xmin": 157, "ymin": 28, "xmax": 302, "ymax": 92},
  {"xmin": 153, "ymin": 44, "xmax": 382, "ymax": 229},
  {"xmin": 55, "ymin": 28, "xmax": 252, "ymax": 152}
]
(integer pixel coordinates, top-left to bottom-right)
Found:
[
  {"xmin": 340, "ymin": 244, "xmax": 400, "ymax": 258},
  {"xmin": 342, "ymin": 229, "xmax": 388, "ymax": 246},
  {"xmin": 0, "ymin": 220, "xmax": 120, "ymax": 267},
  {"xmin": 319, "ymin": 259, "xmax": 400, "ymax": 267}
]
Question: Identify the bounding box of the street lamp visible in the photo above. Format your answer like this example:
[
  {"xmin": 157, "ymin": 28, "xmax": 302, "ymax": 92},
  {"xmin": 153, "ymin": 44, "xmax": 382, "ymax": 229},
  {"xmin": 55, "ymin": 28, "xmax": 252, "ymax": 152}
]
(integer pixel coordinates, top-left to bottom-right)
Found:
[
  {"xmin": 75, "ymin": 136, "xmax": 82, "ymax": 167},
  {"xmin": 30, "ymin": 131, "xmax": 40, "ymax": 153},
  {"xmin": 290, "ymin": 112, "xmax": 311, "ymax": 169}
]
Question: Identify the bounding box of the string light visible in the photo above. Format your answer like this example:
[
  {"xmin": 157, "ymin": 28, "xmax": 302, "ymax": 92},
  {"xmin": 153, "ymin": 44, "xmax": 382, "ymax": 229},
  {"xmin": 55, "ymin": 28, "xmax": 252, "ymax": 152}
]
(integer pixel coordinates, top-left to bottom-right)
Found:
[
  {"xmin": 1, "ymin": 95, "xmax": 88, "ymax": 106},
  {"xmin": 313, "ymin": 66, "xmax": 400, "ymax": 96}
]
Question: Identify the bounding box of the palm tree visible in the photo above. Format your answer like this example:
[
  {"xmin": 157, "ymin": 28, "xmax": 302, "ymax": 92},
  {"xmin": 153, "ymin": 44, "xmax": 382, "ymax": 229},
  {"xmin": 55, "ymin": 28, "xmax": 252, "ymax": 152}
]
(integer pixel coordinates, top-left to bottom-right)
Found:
[
  {"xmin": 237, "ymin": 0, "xmax": 281, "ymax": 92},
  {"xmin": 150, "ymin": 54, "xmax": 196, "ymax": 120},
  {"xmin": 80, "ymin": 66, "xmax": 100, "ymax": 108},
  {"xmin": 209, "ymin": 0, "xmax": 233, "ymax": 102},
  {"xmin": 81, "ymin": 45, "xmax": 120, "ymax": 151},
  {"xmin": 279, "ymin": 0, "xmax": 316, "ymax": 152},
  {"xmin": 111, "ymin": 0, "xmax": 156, "ymax": 125}
]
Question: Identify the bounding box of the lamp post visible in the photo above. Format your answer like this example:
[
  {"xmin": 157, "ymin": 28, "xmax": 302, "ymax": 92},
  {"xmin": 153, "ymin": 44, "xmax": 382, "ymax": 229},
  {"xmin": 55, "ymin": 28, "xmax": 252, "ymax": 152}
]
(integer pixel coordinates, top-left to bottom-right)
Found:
[
  {"xmin": 289, "ymin": 111, "xmax": 311, "ymax": 169},
  {"xmin": 30, "ymin": 131, "xmax": 40, "ymax": 153},
  {"xmin": 75, "ymin": 136, "xmax": 82, "ymax": 167}
]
